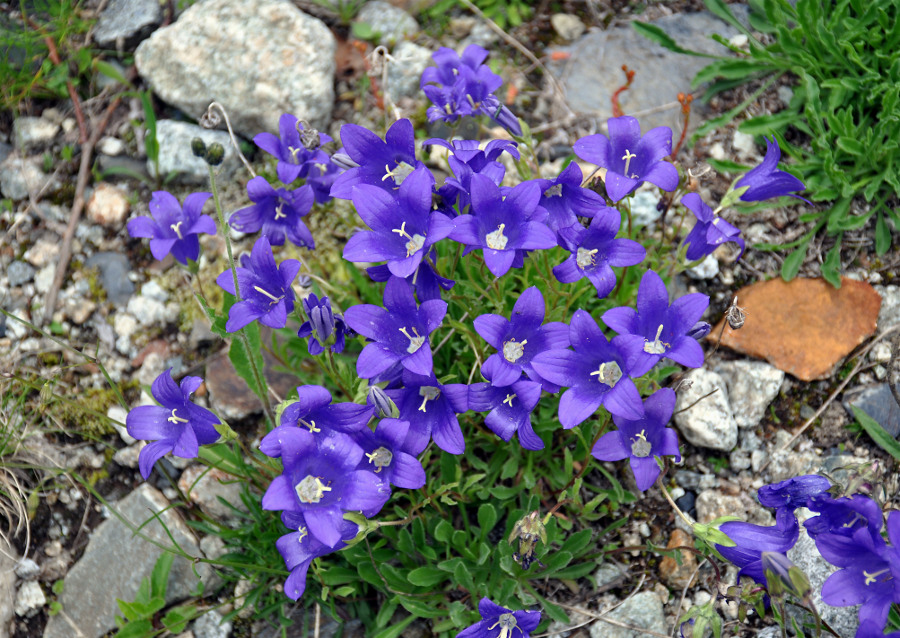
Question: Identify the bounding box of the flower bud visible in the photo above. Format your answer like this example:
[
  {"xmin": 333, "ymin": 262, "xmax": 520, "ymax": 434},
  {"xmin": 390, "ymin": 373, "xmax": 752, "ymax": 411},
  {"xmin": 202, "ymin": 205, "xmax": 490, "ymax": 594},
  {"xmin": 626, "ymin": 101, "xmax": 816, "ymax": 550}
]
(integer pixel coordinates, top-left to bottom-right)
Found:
[
  {"xmin": 309, "ymin": 302, "xmax": 335, "ymax": 346},
  {"xmin": 687, "ymin": 321, "xmax": 711, "ymax": 340},
  {"xmin": 191, "ymin": 137, "xmax": 207, "ymax": 158},
  {"xmin": 761, "ymin": 551, "xmax": 811, "ymax": 600},
  {"xmin": 367, "ymin": 385, "xmax": 398, "ymax": 418},
  {"xmin": 205, "ymin": 142, "xmax": 225, "ymax": 166}
]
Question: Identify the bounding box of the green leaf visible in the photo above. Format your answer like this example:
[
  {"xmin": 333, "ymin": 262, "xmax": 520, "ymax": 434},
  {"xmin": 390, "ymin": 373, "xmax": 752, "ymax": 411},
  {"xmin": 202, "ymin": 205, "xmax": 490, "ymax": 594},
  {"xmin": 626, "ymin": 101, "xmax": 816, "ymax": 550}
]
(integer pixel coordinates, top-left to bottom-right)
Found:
[
  {"xmin": 115, "ymin": 620, "xmax": 154, "ymax": 638},
  {"xmin": 372, "ymin": 614, "xmax": 416, "ymax": 638},
  {"xmin": 227, "ymin": 321, "xmax": 267, "ymax": 402},
  {"xmin": 705, "ymin": 158, "xmax": 749, "ymax": 173},
  {"xmin": 397, "ymin": 596, "xmax": 445, "ymax": 618},
  {"xmin": 559, "ymin": 528, "xmax": 593, "ymax": 556},
  {"xmin": 162, "ymin": 605, "xmax": 195, "ymax": 634},
  {"xmin": 150, "ymin": 552, "xmax": 174, "ymax": 598},
  {"xmin": 704, "ymin": 0, "xmax": 754, "ymax": 36},
  {"xmin": 94, "ymin": 60, "xmax": 131, "ymax": 87},
  {"xmin": 821, "ymin": 239, "xmax": 843, "ymax": 289},
  {"xmin": 835, "ymin": 136, "xmax": 866, "ymax": 156},
  {"xmin": 737, "ymin": 110, "xmax": 797, "ymax": 134},
  {"xmin": 876, "ymin": 213, "xmax": 892, "ymax": 255},
  {"xmin": 852, "ymin": 406, "xmax": 900, "ymax": 462},
  {"xmin": 632, "ymin": 22, "xmax": 717, "ymax": 57},
  {"xmin": 781, "ymin": 241, "xmax": 808, "ymax": 281},
  {"xmin": 477, "ymin": 503, "xmax": 498, "ymax": 541},
  {"xmin": 433, "ymin": 519, "xmax": 452, "ymax": 543}
]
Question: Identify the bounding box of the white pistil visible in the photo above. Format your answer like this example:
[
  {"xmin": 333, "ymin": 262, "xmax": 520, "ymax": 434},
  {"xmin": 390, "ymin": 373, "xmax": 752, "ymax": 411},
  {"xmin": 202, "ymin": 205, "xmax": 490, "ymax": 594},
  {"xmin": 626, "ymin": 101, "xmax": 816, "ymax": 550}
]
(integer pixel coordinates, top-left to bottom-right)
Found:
[
  {"xmin": 300, "ymin": 419, "xmax": 321, "ymax": 434},
  {"xmin": 576, "ymin": 247, "xmax": 598, "ymax": 268},
  {"xmin": 288, "ymin": 146, "xmax": 302, "ymax": 162},
  {"xmin": 621, "ymin": 149, "xmax": 637, "ymax": 176},
  {"xmin": 253, "ymin": 286, "xmax": 284, "ymax": 306},
  {"xmin": 503, "ymin": 393, "xmax": 516, "ymax": 407},
  {"xmin": 863, "ymin": 568, "xmax": 891, "ymax": 586},
  {"xmin": 589, "ymin": 361, "xmax": 623, "ymax": 387},
  {"xmin": 392, "ymin": 221, "xmax": 426, "ymax": 257},
  {"xmin": 365, "ymin": 446, "xmax": 393, "ymax": 472},
  {"xmin": 297, "ymin": 525, "xmax": 308, "ymax": 542},
  {"xmin": 487, "ymin": 613, "xmax": 519, "ymax": 638},
  {"xmin": 630, "ymin": 430, "xmax": 652, "ymax": 458},
  {"xmin": 466, "ymin": 94, "xmax": 481, "ymax": 110},
  {"xmin": 418, "ymin": 386, "xmax": 441, "ymax": 412},
  {"xmin": 502, "ymin": 338, "xmax": 527, "ymax": 363},
  {"xmin": 382, "ymin": 161, "xmax": 415, "ymax": 186},
  {"xmin": 274, "ymin": 203, "xmax": 287, "ymax": 220},
  {"xmin": 167, "ymin": 408, "xmax": 189, "ymax": 424},
  {"xmin": 294, "ymin": 475, "xmax": 332, "ymax": 504},
  {"xmin": 170, "ymin": 221, "xmax": 184, "ymax": 240},
  {"xmin": 485, "ymin": 223, "xmax": 509, "ymax": 250},
  {"xmin": 544, "ymin": 184, "xmax": 563, "ymax": 198},
  {"xmin": 643, "ymin": 324, "xmax": 669, "ymax": 355},
  {"xmin": 398, "ymin": 326, "xmax": 425, "ymax": 354}
]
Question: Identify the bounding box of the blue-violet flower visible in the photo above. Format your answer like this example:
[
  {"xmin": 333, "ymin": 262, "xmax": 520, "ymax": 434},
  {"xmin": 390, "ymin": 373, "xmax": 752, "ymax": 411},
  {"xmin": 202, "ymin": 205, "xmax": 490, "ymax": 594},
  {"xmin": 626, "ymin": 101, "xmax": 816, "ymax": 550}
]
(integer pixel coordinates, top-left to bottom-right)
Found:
[{"xmin": 127, "ymin": 191, "xmax": 216, "ymax": 265}]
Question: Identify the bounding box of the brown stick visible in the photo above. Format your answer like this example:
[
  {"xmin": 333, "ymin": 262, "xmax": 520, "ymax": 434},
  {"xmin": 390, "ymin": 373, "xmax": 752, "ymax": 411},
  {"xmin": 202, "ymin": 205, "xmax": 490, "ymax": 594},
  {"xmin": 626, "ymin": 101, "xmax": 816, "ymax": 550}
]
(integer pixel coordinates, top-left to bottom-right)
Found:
[{"xmin": 42, "ymin": 97, "xmax": 121, "ymax": 325}]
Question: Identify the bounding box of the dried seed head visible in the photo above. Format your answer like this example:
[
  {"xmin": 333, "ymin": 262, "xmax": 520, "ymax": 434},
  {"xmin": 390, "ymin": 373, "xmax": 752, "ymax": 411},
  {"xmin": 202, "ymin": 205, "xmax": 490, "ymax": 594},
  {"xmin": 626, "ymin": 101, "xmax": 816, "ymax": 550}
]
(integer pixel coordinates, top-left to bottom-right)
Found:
[
  {"xmin": 726, "ymin": 296, "xmax": 747, "ymax": 330},
  {"xmin": 296, "ymin": 119, "xmax": 321, "ymax": 150}
]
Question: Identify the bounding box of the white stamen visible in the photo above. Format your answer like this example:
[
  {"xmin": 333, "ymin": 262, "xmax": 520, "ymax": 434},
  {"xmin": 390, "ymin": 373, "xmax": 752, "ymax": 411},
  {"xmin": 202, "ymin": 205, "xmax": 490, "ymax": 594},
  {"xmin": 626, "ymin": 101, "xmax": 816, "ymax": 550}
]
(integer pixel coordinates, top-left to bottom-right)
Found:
[
  {"xmin": 643, "ymin": 324, "xmax": 669, "ymax": 355},
  {"xmin": 589, "ymin": 361, "xmax": 623, "ymax": 387},
  {"xmin": 544, "ymin": 184, "xmax": 563, "ymax": 198},
  {"xmin": 294, "ymin": 475, "xmax": 332, "ymax": 504},
  {"xmin": 170, "ymin": 221, "xmax": 184, "ymax": 240},
  {"xmin": 274, "ymin": 203, "xmax": 287, "ymax": 220},
  {"xmin": 382, "ymin": 161, "xmax": 416, "ymax": 186},
  {"xmin": 365, "ymin": 447, "xmax": 393, "ymax": 472},
  {"xmin": 167, "ymin": 408, "xmax": 189, "ymax": 424},
  {"xmin": 418, "ymin": 386, "xmax": 441, "ymax": 412},
  {"xmin": 576, "ymin": 247, "xmax": 598, "ymax": 268},
  {"xmin": 503, "ymin": 393, "xmax": 516, "ymax": 407},
  {"xmin": 622, "ymin": 149, "xmax": 637, "ymax": 175},
  {"xmin": 630, "ymin": 430, "xmax": 652, "ymax": 457},
  {"xmin": 398, "ymin": 326, "xmax": 425, "ymax": 354},
  {"xmin": 253, "ymin": 285, "xmax": 284, "ymax": 305}
]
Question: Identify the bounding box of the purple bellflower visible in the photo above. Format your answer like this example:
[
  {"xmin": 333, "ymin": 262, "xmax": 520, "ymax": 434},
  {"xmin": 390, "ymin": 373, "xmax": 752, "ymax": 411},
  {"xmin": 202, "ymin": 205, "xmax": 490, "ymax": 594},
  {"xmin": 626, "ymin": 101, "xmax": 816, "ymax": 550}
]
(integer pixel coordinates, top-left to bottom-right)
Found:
[
  {"xmin": 367, "ymin": 251, "xmax": 456, "ymax": 302},
  {"xmin": 270, "ymin": 385, "xmax": 373, "ymax": 444},
  {"xmin": 425, "ymin": 138, "xmax": 518, "ymax": 212},
  {"xmin": 253, "ymin": 113, "xmax": 333, "ymax": 185},
  {"xmin": 297, "ymin": 294, "xmax": 349, "ymax": 355},
  {"xmin": 756, "ymin": 475, "xmax": 831, "ymax": 512},
  {"xmin": 805, "ymin": 493, "xmax": 884, "ymax": 540},
  {"xmin": 215, "ymin": 237, "xmax": 301, "ymax": 332},
  {"xmin": 573, "ymin": 116, "xmax": 679, "ymax": 202},
  {"xmin": 386, "ymin": 371, "xmax": 469, "ymax": 455},
  {"xmin": 343, "ymin": 166, "xmax": 454, "ymax": 278},
  {"xmin": 330, "ymin": 119, "xmax": 424, "ymax": 200},
  {"xmin": 536, "ymin": 162, "xmax": 607, "ymax": 234},
  {"xmin": 735, "ymin": 137, "xmax": 807, "ymax": 202},
  {"xmin": 344, "ymin": 276, "xmax": 447, "ymax": 379},
  {"xmin": 602, "ymin": 270, "xmax": 709, "ymax": 378},
  {"xmin": 261, "ymin": 427, "xmax": 389, "ymax": 547},
  {"xmin": 277, "ymin": 513, "xmax": 358, "ymax": 601},
  {"xmin": 591, "ymin": 388, "xmax": 681, "ymax": 491},
  {"xmin": 856, "ymin": 619, "xmax": 900, "ymax": 638},
  {"xmin": 228, "ymin": 177, "xmax": 315, "ymax": 248},
  {"xmin": 353, "ymin": 418, "xmax": 427, "ymax": 489},
  {"xmin": 531, "ymin": 309, "xmax": 644, "ymax": 426},
  {"xmin": 468, "ymin": 379, "xmax": 544, "ymax": 450},
  {"xmin": 716, "ymin": 508, "xmax": 800, "ymax": 587},
  {"xmin": 681, "ymin": 193, "xmax": 745, "ymax": 261},
  {"xmin": 126, "ymin": 369, "xmax": 220, "ymax": 479},
  {"xmin": 474, "ymin": 286, "xmax": 569, "ymax": 389},
  {"xmin": 127, "ymin": 191, "xmax": 216, "ymax": 265},
  {"xmin": 449, "ymin": 175, "xmax": 557, "ymax": 278},
  {"xmin": 456, "ymin": 598, "xmax": 541, "ymax": 638},
  {"xmin": 817, "ymin": 515, "xmax": 900, "ymax": 628},
  {"xmin": 553, "ymin": 210, "xmax": 646, "ymax": 299}
]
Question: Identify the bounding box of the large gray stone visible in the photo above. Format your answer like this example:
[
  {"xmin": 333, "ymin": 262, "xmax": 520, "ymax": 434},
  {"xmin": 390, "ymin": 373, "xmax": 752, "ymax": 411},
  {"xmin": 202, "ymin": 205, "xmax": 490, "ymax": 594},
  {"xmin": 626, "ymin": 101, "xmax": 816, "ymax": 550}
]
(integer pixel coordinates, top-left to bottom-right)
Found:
[
  {"xmin": 356, "ymin": 1, "xmax": 419, "ymax": 46},
  {"xmin": 588, "ymin": 591, "xmax": 666, "ymax": 638},
  {"xmin": 12, "ymin": 117, "xmax": 59, "ymax": 149},
  {"xmin": 875, "ymin": 285, "xmax": 900, "ymax": 330},
  {"xmin": 674, "ymin": 368, "xmax": 737, "ymax": 452},
  {"xmin": 85, "ymin": 252, "xmax": 134, "ymax": 305},
  {"xmin": 716, "ymin": 359, "xmax": 785, "ymax": 428},
  {"xmin": 94, "ymin": 0, "xmax": 162, "ymax": 49},
  {"xmin": 7, "ymin": 261, "xmax": 35, "ymax": 287},
  {"xmin": 135, "ymin": 0, "xmax": 336, "ymax": 137},
  {"xmin": 0, "ymin": 538, "xmax": 17, "ymax": 638},
  {"xmin": 386, "ymin": 41, "xmax": 433, "ymax": 100},
  {"xmin": 843, "ymin": 383, "xmax": 900, "ymax": 438},
  {"xmin": 0, "ymin": 156, "xmax": 59, "ymax": 201},
  {"xmin": 549, "ymin": 10, "xmax": 745, "ymax": 131},
  {"xmin": 151, "ymin": 119, "xmax": 240, "ymax": 182},
  {"xmin": 43, "ymin": 484, "xmax": 216, "ymax": 638}
]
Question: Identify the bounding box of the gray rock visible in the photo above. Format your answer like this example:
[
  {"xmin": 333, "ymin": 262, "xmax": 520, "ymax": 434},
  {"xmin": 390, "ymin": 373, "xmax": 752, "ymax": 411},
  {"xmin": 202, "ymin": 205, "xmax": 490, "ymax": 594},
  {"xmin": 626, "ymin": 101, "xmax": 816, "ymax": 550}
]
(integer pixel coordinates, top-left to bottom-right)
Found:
[
  {"xmin": 787, "ymin": 531, "xmax": 858, "ymax": 637},
  {"xmin": 549, "ymin": 11, "xmax": 744, "ymax": 131},
  {"xmin": 875, "ymin": 285, "xmax": 900, "ymax": 330},
  {"xmin": 151, "ymin": 120, "xmax": 240, "ymax": 182},
  {"xmin": 357, "ymin": 1, "xmax": 419, "ymax": 46},
  {"xmin": 178, "ymin": 465, "xmax": 248, "ymax": 524},
  {"xmin": 674, "ymin": 368, "xmax": 737, "ymax": 451},
  {"xmin": 843, "ymin": 383, "xmax": 900, "ymax": 437},
  {"xmin": 135, "ymin": 0, "xmax": 336, "ymax": 137},
  {"xmin": 93, "ymin": 0, "xmax": 162, "ymax": 49},
  {"xmin": 0, "ymin": 156, "xmax": 59, "ymax": 201},
  {"xmin": 629, "ymin": 188, "xmax": 663, "ymax": 227},
  {"xmin": 0, "ymin": 538, "xmax": 17, "ymax": 634},
  {"xmin": 594, "ymin": 563, "xmax": 626, "ymax": 589},
  {"xmin": 460, "ymin": 22, "xmax": 496, "ymax": 50},
  {"xmin": 12, "ymin": 117, "xmax": 59, "ymax": 148},
  {"xmin": 193, "ymin": 609, "xmax": 232, "ymax": 638},
  {"xmin": 588, "ymin": 591, "xmax": 666, "ymax": 638},
  {"xmin": 7, "ymin": 261, "xmax": 35, "ymax": 287},
  {"xmin": 98, "ymin": 136, "xmax": 126, "ymax": 156},
  {"xmin": 695, "ymin": 490, "xmax": 749, "ymax": 524},
  {"xmin": 14, "ymin": 581, "xmax": 45, "ymax": 618},
  {"xmin": 0, "ymin": 141, "xmax": 12, "ymax": 165},
  {"xmin": 686, "ymin": 254, "xmax": 719, "ymax": 280},
  {"xmin": 716, "ymin": 360, "xmax": 785, "ymax": 428},
  {"xmin": 386, "ymin": 41, "xmax": 433, "ymax": 100},
  {"xmin": 551, "ymin": 13, "xmax": 585, "ymax": 41},
  {"xmin": 85, "ymin": 252, "xmax": 134, "ymax": 305},
  {"xmin": 14, "ymin": 558, "xmax": 40, "ymax": 581},
  {"xmin": 43, "ymin": 484, "xmax": 215, "ymax": 638}
]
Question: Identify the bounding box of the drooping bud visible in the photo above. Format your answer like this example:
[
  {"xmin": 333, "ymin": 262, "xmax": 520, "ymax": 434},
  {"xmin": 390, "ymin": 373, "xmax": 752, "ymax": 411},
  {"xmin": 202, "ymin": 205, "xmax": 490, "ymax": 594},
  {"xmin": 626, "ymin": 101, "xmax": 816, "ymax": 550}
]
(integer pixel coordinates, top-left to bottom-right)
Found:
[
  {"xmin": 205, "ymin": 142, "xmax": 225, "ymax": 166},
  {"xmin": 367, "ymin": 385, "xmax": 398, "ymax": 418},
  {"xmin": 761, "ymin": 551, "xmax": 811, "ymax": 600},
  {"xmin": 191, "ymin": 137, "xmax": 207, "ymax": 158}
]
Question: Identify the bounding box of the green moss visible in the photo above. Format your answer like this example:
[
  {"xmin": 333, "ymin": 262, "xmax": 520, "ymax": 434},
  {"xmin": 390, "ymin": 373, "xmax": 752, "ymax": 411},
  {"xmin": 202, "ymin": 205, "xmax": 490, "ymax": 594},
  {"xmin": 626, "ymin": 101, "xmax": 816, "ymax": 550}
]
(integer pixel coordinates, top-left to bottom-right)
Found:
[{"xmin": 53, "ymin": 381, "xmax": 138, "ymax": 437}]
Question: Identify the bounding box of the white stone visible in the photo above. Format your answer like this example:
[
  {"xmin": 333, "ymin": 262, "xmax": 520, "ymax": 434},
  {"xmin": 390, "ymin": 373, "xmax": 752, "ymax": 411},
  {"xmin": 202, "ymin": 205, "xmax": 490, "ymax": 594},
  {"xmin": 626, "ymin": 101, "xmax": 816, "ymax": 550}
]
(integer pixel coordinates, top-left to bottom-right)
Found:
[
  {"xmin": 708, "ymin": 142, "xmax": 726, "ymax": 161},
  {"xmin": 0, "ymin": 156, "xmax": 58, "ymax": 201},
  {"xmin": 113, "ymin": 312, "xmax": 139, "ymax": 340},
  {"xmin": 34, "ymin": 264, "xmax": 55, "ymax": 294},
  {"xmin": 14, "ymin": 580, "xmax": 45, "ymax": 617},
  {"xmin": 629, "ymin": 187, "xmax": 663, "ymax": 227},
  {"xmin": 138, "ymin": 351, "xmax": 166, "ymax": 386},
  {"xmin": 551, "ymin": 13, "xmax": 585, "ymax": 41},
  {"xmin": 127, "ymin": 295, "xmax": 168, "ymax": 326},
  {"xmin": 13, "ymin": 116, "xmax": 59, "ymax": 148},
  {"xmin": 686, "ymin": 253, "xmax": 719, "ymax": 280},
  {"xmin": 357, "ymin": 1, "xmax": 419, "ymax": 46},
  {"xmin": 674, "ymin": 368, "xmax": 737, "ymax": 451},
  {"xmin": 716, "ymin": 360, "xmax": 785, "ymax": 428},
  {"xmin": 107, "ymin": 405, "xmax": 135, "ymax": 444},
  {"xmin": 24, "ymin": 237, "xmax": 60, "ymax": 267},
  {"xmin": 87, "ymin": 182, "xmax": 130, "ymax": 226},
  {"xmin": 141, "ymin": 280, "xmax": 169, "ymax": 302},
  {"xmin": 732, "ymin": 131, "xmax": 758, "ymax": 159},
  {"xmin": 98, "ymin": 136, "xmax": 126, "ymax": 156},
  {"xmin": 589, "ymin": 591, "xmax": 666, "ymax": 638}
]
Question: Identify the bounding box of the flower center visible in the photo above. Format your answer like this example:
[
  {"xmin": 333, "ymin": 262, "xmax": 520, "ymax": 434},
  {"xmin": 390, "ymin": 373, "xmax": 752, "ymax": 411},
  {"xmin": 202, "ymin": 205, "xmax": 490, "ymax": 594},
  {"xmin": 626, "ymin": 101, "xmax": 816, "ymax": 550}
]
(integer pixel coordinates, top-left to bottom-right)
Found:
[
  {"xmin": 418, "ymin": 386, "xmax": 441, "ymax": 412},
  {"xmin": 382, "ymin": 161, "xmax": 416, "ymax": 186},
  {"xmin": 576, "ymin": 247, "xmax": 598, "ymax": 268},
  {"xmin": 485, "ymin": 224, "xmax": 509, "ymax": 250},
  {"xmin": 630, "ymin": 430, "xmax": 652, "ymax": 458},
  {"xmin": 487, "ymin": 613, "xmax": 519, "ymax": 638},
  {"xmin": 863, "ymin": 568, "xmax": 892, "ymax": 586},
  {"xmin": 503, "ymin": 393, "xmax": 516, "ymax": 407},
  {"xmin": 502, "ymin": 338, "xmax": 527, "ymax": 363},
  {"xmin": 589, "ymin": 361, "xmax": 622, "ymax": 387},
  {"xmin": 365, "ymin": 446, "xmax": 393, "ymax": 472},
  {"xmin": 170, "ymin": 221, "xmax": 184, "ymax": 240},
  {"xmin": 621, "ymin": 149, "xmax": 637, "ymax": 176},
  {"xmin": 253, "ymin": 286, "xmax": 285, "ymax": 306},
  {"xmin": 643, "ymin": 324, "xmax": 669, "ymax": 355},
  {"xmin": 167, "ymin": 408, "xmax": 189, "ymax": 424},
  {"xmin": 392, "ymin": 221, "xmax": 426, "ymax": 257},
  {"xmin": 294, "ymin": 475, "xmax": 332, "ymax": 504},
  {"xmin": 274, "ymin": 202, "xmax": 287, "ymax": 220},
  {"xmin": 544, "ymin": 184, "xmax": 563, "ymax": 198},
  {"xmin": 398, "ymin": 326, "xmax": 425, "ymax": 353}
]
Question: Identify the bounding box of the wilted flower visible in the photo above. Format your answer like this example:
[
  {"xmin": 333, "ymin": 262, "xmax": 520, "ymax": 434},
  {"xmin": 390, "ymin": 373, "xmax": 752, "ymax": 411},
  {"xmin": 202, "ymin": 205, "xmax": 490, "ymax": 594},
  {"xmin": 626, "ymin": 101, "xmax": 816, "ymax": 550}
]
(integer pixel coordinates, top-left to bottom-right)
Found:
[
  {"xmin": 126, "ymin": 369, "xmax": 220, "ymax": 479},
  {"xmin": 228, "ymin": 177, "xmax": 315, "ymax": 248},
  {"xmin": 456, "ymin": 598, "xmax": 541, "ymax": 638},
  {"xmin": 508, "ymin": 511, "xmax": 547, "ymax": 570},
  {"xmin": 735, "ymin": 137, "xmax": 807, "ymax": 202},
  {"xmin": 127, "ymin": 191, "xmax": 216, "ymax": 265},
  {"xmin": 757, "ymin": 475, "xmax": 830, "ymax": 512},
  {"xmin": 716, "ymin": 509, "xmax": 800, "ymax": 587},
  {"xmin": 254, "ymin": 113, "xmax": 333, "ymax": 185}
]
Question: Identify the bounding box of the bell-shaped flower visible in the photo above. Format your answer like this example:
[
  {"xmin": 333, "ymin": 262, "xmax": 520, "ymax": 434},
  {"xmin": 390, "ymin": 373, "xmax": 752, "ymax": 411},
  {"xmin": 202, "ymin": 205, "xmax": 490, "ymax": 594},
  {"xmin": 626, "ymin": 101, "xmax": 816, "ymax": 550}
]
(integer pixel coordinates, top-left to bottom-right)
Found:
[
  {"xmin": 804, "ymin": 493, "xmax": 884, "ymax": 540},
  {"xmin": 681, "ymin": 193, "xmax": 745, "ymax": 261},
  {"xmin": 228, "ymin": 177, "xmax": 315, "ymax": 248},
  {"xmin": 343, "ymin": 166, "xmax": 454, "ymax": 278},
  {"xmin": 735, "ymin": 137, "xmax": 807, "ymax": 202},
  {"xmin": 253, "ymin": 113, "xmax": 333, "ymax": 185},
  {"xmin": 602, "ymin": 270, "xmax": 709, "ymax": 378},
  {"xmin": 573, "ymin": 116, "xmax": 679, "ymax": 202},
  {"xmin": 756, "ymin": 475, "xmax": 830, "ymax": 512},
  {"xmin": 591, "ymin": 388, "xmax": 681, "ymax": 491},
  {"xmin": 456, "ymin": 598, "xmax": 541, "ymax": 638},
  {"xmin": 261, "ymin": 427, "xmax": 389, "ymax": 547},
  {"xmin": 127, "ymin": 191, "xmax": 216, "ymax": 265},
  {"xmin": 352, "ymin": 418, "xmax": 426, "ymax": 490},
  {"xmin": 449, "ymin": 175, "xmax": 556, "ymax": 278},
  {"xmin": 344, "ymin": 276, "xmax": 447, "ymax": 379},
  {"xmin": 535, "ymin": 162, "xmax": 607, "ymax": 234},
  {"xmin": 531, "ymin": 309, "xmax": 644, "ymax": 427},
  {"xmin": 126, "ymin": 369, "xmax": 220, "ymax": 479},
  {"xmin": 386, "ymin": 371, "xmax": 468, "ymax": 455},
  {"xmin": 276, "ymin": 513, "xmax": 358, "ymax": 601},
  {"xmin": 716, "ymin": 508, "xmax": 800, "ymax": 587},
  {"xmin": 553, "ymin": 210, "xmax": 646, "ymax": 299},
  {"xmin": 215, "ymin": 237, "xmax": 301, "ymax": 332},
  {"xmin": 367, "ymin": 251, "xmax": 456, "ymax": 302},
  {"xmin": 468, "ymin": 379, "xmax": 544, "ymax": 450},
  {"xmin": 474, "ymin": 286, "xmax": 569, "ymax": 390},
  {"xmin": 426, "ymin": 138, "xmax": 518, "ymax": 212}
]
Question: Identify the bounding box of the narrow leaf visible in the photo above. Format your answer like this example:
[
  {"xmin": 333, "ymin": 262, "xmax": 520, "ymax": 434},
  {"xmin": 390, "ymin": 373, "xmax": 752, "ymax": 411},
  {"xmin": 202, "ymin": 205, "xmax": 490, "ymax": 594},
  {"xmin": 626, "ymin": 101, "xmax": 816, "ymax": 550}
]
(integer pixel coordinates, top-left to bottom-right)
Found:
[{"xmin": 852, "ymin": 406, "xmax": 900, "ymax": 462}]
